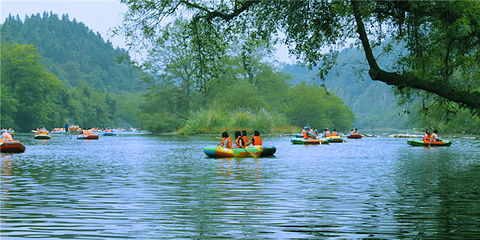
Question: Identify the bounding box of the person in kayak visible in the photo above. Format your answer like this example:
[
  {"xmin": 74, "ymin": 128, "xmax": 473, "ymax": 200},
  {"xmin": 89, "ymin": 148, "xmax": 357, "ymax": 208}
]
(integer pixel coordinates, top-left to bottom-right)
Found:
[
  {"xmin": 322, "ymin": 128, "xmax": 331, "ymax": 138},
  {"xmin": 331, "ymin": 129, "xmax": 339, "ymax": 137},
  {"xmin": 1, "ymin": 129, "xmax": 13, "ymax": 141},
  {"xmin": 246, "ymin": 130, "xmax": 262, "ymax": 146},
  {"xmin": 312, "ymin": 129, "xmax": 319, "ymax": 139},
  {"xmin": 427, "ymin": 129, "xmax": 440, "ymax": 147},
  {"xmin": 430, "ymin": 129, "xmax": 440, "ymax": 141},
  {"xmin": 38, "ymin": 127, "xmax": 49, "ymax": 135},
  {"xmin": 234, "ymin": 131, "xmax": 246, "ymax": 148},
  {"xmin": 423, "ymin": 130, "xmax": 431, "ymax": 142},
  {"xmin": 218, "ymin": 131, "xmax": 232, "ymax": 148},
  {"xmin": 302, "ymin": 126, "xmax": 310, "ymax": 139},
  {"xmin": 242, "ymin": 130, "xmax": 249, "ymax": 146}
]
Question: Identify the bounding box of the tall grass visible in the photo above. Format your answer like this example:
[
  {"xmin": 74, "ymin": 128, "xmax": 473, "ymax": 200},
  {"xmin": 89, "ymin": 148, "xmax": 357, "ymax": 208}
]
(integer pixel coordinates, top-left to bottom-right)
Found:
[
  {"xmin": 178, "ymin": 106, "xmax": 289, "ymax": 135},
  {"xmin": 179, "ymin": 106, "xmax": 229, "ymax": 134},
  {"xmin": 229, "ymin": 108, "xmax": 254, "ymax": 128}
]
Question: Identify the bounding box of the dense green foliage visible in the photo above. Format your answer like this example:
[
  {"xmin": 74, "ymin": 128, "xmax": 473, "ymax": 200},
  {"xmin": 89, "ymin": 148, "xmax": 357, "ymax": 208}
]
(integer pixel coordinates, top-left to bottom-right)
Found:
[
  {"xmin": 134, "ymin": 19, "xmax": 355, "ymax": 134},
  {"xmin": 118, "ymin": 0, "xmax": 480, "ymax": 134},
  {"xmin": 284, "ymin": 44, "xmax": 480, "ymax": 134},
  {"xmin": 283, "ymin": 44, "xmax": 416, "ymax": 130},
  {"xmin": 1, "ymin": 13, "xmax": 145, "ymax": 131},
  {"xmin": 1, "ymin": 43, "xmax": 65, "ymax": 130},
  {"xmin": 1, "ymin": 13, "xmax": 355, "ymax": 134},
  {"xmin": 2, "ymin": 13, "xmax": 143, "ymax": 93}
]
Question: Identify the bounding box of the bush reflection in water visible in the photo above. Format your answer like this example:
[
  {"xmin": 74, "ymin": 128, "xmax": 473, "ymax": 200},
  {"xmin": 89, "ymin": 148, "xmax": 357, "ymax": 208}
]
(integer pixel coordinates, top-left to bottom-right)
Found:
[{"xmin": 1, "ymin": 134, "xmax": 480, "ymax": 239}]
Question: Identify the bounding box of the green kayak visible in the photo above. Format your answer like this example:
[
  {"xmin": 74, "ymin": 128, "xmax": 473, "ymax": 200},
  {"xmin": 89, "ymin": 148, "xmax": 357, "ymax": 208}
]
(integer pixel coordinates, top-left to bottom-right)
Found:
[
  {"xmin": 291, "ymin": 138, "xmax": 330, "ymax": 145},
  {"xmin": 407, "ymin": 139, "xmax": 452, "ymax": 147}
]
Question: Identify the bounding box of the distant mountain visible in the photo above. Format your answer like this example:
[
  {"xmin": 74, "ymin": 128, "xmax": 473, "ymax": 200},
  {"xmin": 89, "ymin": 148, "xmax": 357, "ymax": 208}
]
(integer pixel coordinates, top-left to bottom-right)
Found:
[
  {"xmin": 1, "ymin": 12, "xmax": 144, "ymax": 93},
  {"xmin": 282, "ymin": 44, "xmax": 415, "ymax": 130}
]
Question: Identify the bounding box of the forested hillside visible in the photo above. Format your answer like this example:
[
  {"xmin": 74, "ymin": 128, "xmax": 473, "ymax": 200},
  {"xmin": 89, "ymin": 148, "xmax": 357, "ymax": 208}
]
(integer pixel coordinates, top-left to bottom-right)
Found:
[
  {"xmin": 1, "ymin": 13, "xmax": 357, "ymax": 134},
  {"xmin": 1, "ymin": 13, "xmax": 145, "ymax": 131},
  {"xmin": 126, "ymin": 18, "xmax": 356, "ymax": 134},
  {"xmin": 282, "ymin": 44, "xmax": 480, "ymax": 134},
  {"xmin": 282, "ymin": 45, "xmax": 415, "ymax": 130},
  {"xmin": 1, "ymin": 12, "xmax": 143, "ymax": 93}
]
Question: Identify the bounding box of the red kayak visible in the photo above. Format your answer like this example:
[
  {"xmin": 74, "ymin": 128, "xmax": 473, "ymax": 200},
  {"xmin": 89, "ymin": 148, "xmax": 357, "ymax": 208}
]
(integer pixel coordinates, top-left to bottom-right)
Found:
[
  {"xmin": 77, "ymin": 134, "xmax": 99, "ymax": 140},
  {"xmin": 347, "ymin": 133, "xmax": 362, "ymax": 139},
  {"xmin": 0, "ymin": 141, "xmax": 26, "ymax": 153}
]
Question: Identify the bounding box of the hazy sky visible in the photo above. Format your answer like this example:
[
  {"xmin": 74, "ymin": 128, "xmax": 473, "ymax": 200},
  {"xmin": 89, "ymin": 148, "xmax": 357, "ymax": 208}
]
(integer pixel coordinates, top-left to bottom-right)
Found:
[
  {"xmin": 1, "ymin": 0, "xmax": 128, "ymax": 49},
  {"xmin": 1, "ymin": 0, "xmax": 293, "ymax": 64}
]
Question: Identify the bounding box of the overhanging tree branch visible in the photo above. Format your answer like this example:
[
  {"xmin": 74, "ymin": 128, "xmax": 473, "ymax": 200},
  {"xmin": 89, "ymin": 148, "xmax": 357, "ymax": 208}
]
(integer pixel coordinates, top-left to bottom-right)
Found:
[
  {"xmin": 351, "ymin": 0, "xmax": 480, "ymax": 110},
  {"xmin": 180, "ymin": 0, "xmax": 260, "ymax": 21}
]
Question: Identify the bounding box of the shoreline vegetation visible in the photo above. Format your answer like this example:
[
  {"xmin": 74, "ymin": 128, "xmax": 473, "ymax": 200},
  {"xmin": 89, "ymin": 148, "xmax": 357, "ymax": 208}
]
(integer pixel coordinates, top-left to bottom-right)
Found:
[{"xmin": 158, "ymin": 128, "xmax": 479, "ymax": 139}]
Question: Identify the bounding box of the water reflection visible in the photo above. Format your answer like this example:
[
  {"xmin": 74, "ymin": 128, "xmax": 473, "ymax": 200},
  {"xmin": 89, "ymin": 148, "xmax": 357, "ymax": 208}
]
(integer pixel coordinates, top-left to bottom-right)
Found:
[
  {"xmin": 1, "ymin": 135, "xmax": 480, "ymax": 238},
  {"xmin": 392, "ymin": 141, "xmax": 480, "ymax": 238}
]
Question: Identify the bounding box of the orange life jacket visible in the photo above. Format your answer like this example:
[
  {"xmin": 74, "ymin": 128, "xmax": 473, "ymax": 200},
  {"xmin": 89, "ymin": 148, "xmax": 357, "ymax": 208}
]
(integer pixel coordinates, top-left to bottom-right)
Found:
[
  {"xmin": 87, "ymin": 130, "xmax": 93, "ymax": 136},
  {"xmin": 222, "ymin": 137, "xmax": 232, "ymax": 149},
  {"xmin": 332, "ymin": 131, "xmax": 338, "ymax": 137},
  {"xmin": 235, "ymin": 136, "xmax": 245, "ymax": 148},
  {"xmin": 302, "ymin": 130, "xmax": 308, "ymax": 139},
  {"xmin": 324, "ymin": 131, "xmax": 331, "ymax": 137},
  {"xmin": 423, "ymin": 133, "xmax": 430, "ymax": 141},
  {"xmin": 2, "ymin": 133, "xmax": 13, "ymax": 141},
  {"xmin": 251, "ymin": 136, "xmax": 262, "ymax": 146},
  {"xmin": 243, "ymin": 136, "xmax": 249, "ymax": 145},
  {"xmin": 354, "ymin": 130, "xmax": 359, "ymax": 134}
]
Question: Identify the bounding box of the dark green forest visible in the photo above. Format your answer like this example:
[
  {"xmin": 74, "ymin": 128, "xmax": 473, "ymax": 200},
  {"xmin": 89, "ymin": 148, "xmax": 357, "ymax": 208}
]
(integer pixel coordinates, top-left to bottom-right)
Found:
[
  {"xmin": 1, "ymin": 13, "xmax": 145, "ymax": 131},
  {"xmin": 1, "ymin": 13, "xmax": 356, "ymax": 134},
  {"xmin": 136, "ymin": 18, "xmax": 355, "ymax": 134},
  {"xmin": 282, "ymin": 43, "xmax": 414, "ymax": 130},
  {"xmin": 116, "ymin": 0, "xmax": 480, "ymax": 135},
  {"xmin": 283, "ymin": 42, "xmax": 480, "ymax": 134},
  {"xmin": 3, "ymin": 5, "xmax": 479, "ymax": 135}
]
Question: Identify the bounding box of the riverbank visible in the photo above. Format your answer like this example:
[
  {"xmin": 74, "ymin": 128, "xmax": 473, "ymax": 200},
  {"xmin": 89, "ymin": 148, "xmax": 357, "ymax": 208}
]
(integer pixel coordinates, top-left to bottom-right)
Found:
[{"xmin": 156, "ymin": 126, "xmax": 479, "ymax": 139}]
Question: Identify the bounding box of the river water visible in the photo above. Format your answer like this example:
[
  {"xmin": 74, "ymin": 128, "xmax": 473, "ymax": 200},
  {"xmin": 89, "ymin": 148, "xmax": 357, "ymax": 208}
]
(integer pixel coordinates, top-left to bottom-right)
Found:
[{"xmin": 1, "ymin": 133, "xmax": 480, "ymax": 239}]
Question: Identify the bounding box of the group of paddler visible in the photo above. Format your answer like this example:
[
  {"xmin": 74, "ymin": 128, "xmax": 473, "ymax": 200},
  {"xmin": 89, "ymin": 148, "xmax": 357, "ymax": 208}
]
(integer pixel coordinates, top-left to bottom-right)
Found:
[
  {"xmin": 203, "ymin": 130, "xmax": 274, "ymax": 158},
  {"xmin": 0, "ymin": 129, "xmax": 14, "ymax": 143},
  {"xmin": 1, "ymin": 129, "xmax": 26, "ymax": 153},
  {"xmin": 423, "ymin": 129, "xmax": 441, "ymax": 145},
  {"xmin": 300, "ymin": 126, "xmax": 345, "ymax": 139},
  {"xmin": 218, "ymin": 130, "xmax": 262, "ymax": 149}
]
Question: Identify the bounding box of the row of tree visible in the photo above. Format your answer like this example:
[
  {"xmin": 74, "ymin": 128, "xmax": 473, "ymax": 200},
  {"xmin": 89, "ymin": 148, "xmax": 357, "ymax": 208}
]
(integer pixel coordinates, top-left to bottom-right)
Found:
[
  {"xmin": 1, "ymin": 13, "xmax": 145, "ymax": 132},
  {"xmin": 284, "ymin": 43, "xmax": 480, "ymax": 134},
  {"xmin": 116, "ymin": 0, "xmax": 480, "ymax": 134},
  {"xmin": 5, "ymin": 3, "xmax": 478, "ymax": 134},
  {"xmin": 2, "ymin": 13, "xmax": 144, "ymax": 93},
  {"xmin": 1, "ymin": 42, "xmax": 141, "ymax": 132},
  {"xmin": 135, "ymin": 18, "xmax": 355, "ymax": 133},
  {"xmin": 1, "ymin": 14, "xmax": 357, "ymax": 133}
]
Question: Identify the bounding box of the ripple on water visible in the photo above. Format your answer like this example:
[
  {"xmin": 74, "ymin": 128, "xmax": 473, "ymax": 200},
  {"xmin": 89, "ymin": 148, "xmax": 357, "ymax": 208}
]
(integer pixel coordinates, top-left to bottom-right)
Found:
[{"xmin": 1, "ymin": 135, "xmax": 480, "ymax": 239}]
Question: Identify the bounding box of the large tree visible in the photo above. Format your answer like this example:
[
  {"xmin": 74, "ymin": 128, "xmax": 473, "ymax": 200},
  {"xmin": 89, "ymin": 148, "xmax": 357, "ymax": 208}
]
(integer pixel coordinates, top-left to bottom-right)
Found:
[
  {"xmin": 118, "ymin": 0, "xmax": 480, "ymax": 115},
  {"xmin": 1, "ymin": 43, "xmax": 66, "ymax": 131}
]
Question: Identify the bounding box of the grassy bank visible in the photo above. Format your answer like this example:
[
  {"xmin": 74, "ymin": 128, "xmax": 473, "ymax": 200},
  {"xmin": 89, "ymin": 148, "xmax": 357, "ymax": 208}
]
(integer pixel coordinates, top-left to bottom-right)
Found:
[{"xmin": 177, "ymin": 107, "xmax": 295, "ymax": 135}]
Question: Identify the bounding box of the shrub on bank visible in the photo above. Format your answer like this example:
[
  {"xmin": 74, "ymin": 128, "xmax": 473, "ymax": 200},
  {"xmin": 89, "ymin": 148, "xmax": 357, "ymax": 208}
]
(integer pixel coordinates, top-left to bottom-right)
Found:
[{"xmin": 178, "ymin": 107, "xmax": 289, "ymax": 135}]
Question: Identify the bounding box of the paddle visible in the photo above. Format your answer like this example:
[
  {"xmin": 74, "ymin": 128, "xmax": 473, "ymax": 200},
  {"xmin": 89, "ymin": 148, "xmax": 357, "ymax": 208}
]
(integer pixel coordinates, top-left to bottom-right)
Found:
[{"xmin": 241, "ymin": 145, "xmax": 258, "ymax": 158}]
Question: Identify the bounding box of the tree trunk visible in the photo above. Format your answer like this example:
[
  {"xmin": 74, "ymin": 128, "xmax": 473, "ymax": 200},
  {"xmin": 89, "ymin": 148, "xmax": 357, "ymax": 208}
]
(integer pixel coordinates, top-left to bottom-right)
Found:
[{"xmin": 350, "ymin": 0, "xmax": 480, "ymax": 110}]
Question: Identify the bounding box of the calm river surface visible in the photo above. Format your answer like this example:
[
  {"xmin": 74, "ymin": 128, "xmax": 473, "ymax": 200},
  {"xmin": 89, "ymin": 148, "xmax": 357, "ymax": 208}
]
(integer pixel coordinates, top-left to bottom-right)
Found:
[{"xmin": 1, "ymin": 133, "xmax": 480, "ymax": 239}]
